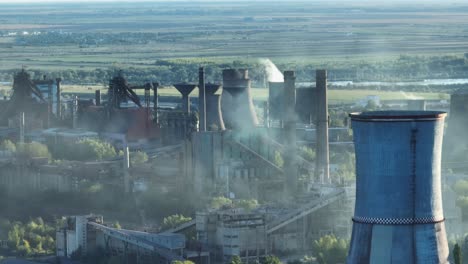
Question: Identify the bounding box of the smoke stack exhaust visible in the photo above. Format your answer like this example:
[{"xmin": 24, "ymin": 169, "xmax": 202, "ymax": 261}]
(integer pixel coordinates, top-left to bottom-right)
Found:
[
  {"xmin": 283, "ymin": 70, "xmax": 297, "ymax": 195},
  {"xmin": 315, "ymin": 70, "xmax": 329, "ymax": 183},
  {"xmin": 199, "ymin": 67, "xmax": 207, "ymax": 132},
  {"xmin": 56, "ymin": 78, "xmax": 62, "ymax": 119},
  {"xmin": 221, "ymin": 69, "xmax": 258, "ymax": 130},
  {"xmin": 95, "ymin": 90, "xmax": 101, "ymax": 106},
  {"xmin": 347, "ymin": 111, "xmax": 449, "ymax": 264}
]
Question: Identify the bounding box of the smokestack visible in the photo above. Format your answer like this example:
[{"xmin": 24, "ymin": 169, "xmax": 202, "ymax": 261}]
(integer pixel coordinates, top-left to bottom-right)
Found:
[
  {"xmin": 19, "ymin": 112, "xmax": 25, "ymax": 143},
  {"xmin": 205, "ymin": 84, "xmax": 225, "ymax": 130},
  {"xmin": 347, "ymin": 111, "xmax": 449, "ymax": 263},
  {"xmin": 72, "ymin": 96, "xmax": 78, "ymax": 129},
  {"xmin": 283, "ymin": 70, "xmax": 297, "ymax": 195},
  {"xmin": 95, "ymin": 90, "xmax": 101, "ymax": 106},
  {"xmin": 56, "ymin": 78, "xmax": 61, "ymax": 119},
  {"xmin": 123, "ymin": 145, "xmax": 131, "ymax": 193},
  {"xmin": 199, "ymin": 67, "xmax": 207, "ymax": 132},
  {"xmin": 221, "ymin": 69, "xmax": 258, "ymax": 130},
  {"xmin": 315, "ymin": 70, "xmax": 329, "ymax": 183},
  {"xmin": 152, "ymin": 82, "xmax": 159, "ymax": 124},
  {"xmin": 174, "ymin": 84, "xmax": 197, "ymax": 114}
]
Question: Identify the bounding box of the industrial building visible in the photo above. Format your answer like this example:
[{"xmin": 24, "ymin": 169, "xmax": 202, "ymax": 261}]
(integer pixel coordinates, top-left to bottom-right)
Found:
[{"xmin": 0, "ymin": 64, "xmax": 463, "ymax": 264}]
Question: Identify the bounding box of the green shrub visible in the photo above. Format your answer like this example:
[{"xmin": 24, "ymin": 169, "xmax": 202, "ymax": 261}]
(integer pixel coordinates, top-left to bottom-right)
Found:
[{"xmin": 0, "ymin": 140, "xmax": 16, "ymax": 152}]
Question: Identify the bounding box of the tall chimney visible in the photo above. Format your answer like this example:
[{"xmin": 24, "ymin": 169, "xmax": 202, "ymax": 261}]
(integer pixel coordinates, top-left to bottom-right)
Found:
[
  {"xmin": 347, "ymin": 111, "xmax": 449, "ymax": 263},
  {"xmin": 72, "ymin": 96, "xmax": 78, "ymax": 129},
  {"xmin": 152, "ymin": 82, "xmax": 159, "ymax": 124},
  {"xmin": 315, "ymin": 70, "xmax": 329, "ymax": 183},
  {"xmin": 56, "ymin": 78, "xmax": 62, "ymax": 119},
  {"xmin": 19, "ymin": 112, "xmax": 25, "ymax": 143},
  {"xmin": 95, "ymin": 90, "xmax": 101, "ymax": 106},
  {"xmin": 199, "ymin": 67, "xmax": 207, "ymax": 132},
  {"xmin": 283, "ymin": 71, "xmax": 297, "ymax": 195},
  {"xmin": 221, "ymin": 69, "xmax": 258, "ymax": 130}
]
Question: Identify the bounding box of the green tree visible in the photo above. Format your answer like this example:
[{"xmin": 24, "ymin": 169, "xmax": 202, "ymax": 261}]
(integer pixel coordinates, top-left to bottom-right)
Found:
[
  {"xmin": 454, "ymin": 243, "xmax": 462, "ymax": 264},
  {"xmin": 312, "ymin": 234, "xmax": 349, "ymax": 264},
  {"xmin": 274, "ymin": 151, "xmax": 284, "ymax": 168},
  {"xmin": 235, "ymin": 199, "xmax": 259, "ymax": 211},
  {"xmin": 130, "ymin": 151, "xmax": 148, "ymax": 166},
  {"xmin": 230, "ymin": 256, "xmax": 243, "ymax": 264},
  {"xmin": 172, "ymin": 261, "xmax": 195, "ymax": 264},
  {"xmin": 299, "ymin": 146, "xmax": 316, "ymax": 162},
  {"xmin": 17, "ymin": 142, "xmax": 50, "ymax": 159},
  {"xmin": 260, "ymin": 255, "xmax": 282, "ymax": 264},
  {"xmin": 0, "ymin": 140, "xmax": 16, "ymax": 152},
  {"xmin": 161, "ymin": 214, "xmax": 192, "ymax": 231},
  {"xmin": 210, "ymin": 196, "xmax": 232, "ymax": 209}
]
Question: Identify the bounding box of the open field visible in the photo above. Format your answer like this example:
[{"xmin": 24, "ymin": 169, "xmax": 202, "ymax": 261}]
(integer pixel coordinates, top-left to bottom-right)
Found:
[{"xmin": 0, "ymin": 1, "xmax": 468, "ymax": 76}]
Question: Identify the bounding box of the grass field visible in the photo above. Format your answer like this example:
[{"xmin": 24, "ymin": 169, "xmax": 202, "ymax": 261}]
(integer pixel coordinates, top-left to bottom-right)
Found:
[
  {"xmin": 0, "ymin": 83, "xmax": 448, "ymax": 103},
  {"xmin": 0, "ymin": 1, "xmax": 468, "ymax": 73},
  {"xmin": 61, "ymin": 85, "xmax": 449, "ymax": 103}
]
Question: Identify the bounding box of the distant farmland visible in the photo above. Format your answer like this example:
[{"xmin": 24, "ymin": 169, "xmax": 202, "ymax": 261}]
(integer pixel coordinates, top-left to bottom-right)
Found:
[{"xmin": 0, "ymin": 1, "xmax": 468, "ymax": 73}]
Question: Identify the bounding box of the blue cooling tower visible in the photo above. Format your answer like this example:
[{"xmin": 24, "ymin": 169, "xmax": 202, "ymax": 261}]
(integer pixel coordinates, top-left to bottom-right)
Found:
[{"xmin": 347, "ymin": 111, "xmax": 449, "ymax": 264}]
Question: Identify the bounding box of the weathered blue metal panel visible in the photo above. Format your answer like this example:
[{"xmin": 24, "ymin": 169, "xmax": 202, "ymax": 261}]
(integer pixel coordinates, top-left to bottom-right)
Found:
[{"xmin": 347, "ymin": 111, "xmax": 449, "ymax": 264}]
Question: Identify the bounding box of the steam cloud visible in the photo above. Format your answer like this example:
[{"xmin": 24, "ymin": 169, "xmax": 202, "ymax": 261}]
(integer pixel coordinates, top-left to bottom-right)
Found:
[{"xmin": 259, "ymin": 58, "xmax": 284, "ymax": 82}]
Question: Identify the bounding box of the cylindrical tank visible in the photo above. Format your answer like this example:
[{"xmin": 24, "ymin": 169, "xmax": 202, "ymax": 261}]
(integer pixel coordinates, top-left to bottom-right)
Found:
[
  {"xmin": 347, "ymin": 110, "xmax": 449, "ymax": 264},
  {"xmin": 221, "ymin": 69, "xmax": 258, "ymax": 130}
]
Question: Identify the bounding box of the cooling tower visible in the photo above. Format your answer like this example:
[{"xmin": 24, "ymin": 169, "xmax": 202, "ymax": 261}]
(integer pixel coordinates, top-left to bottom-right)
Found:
[
  {"xmin": 221, "ymin": 69, "xmax": 258, "ymax": 130},
  {"xmin": 205, "ymin": 83, "xmax": 225, "ymax": 131},
  {"xmin": 347, "ymin": 111, "xmax": 449, "ymax": 264}
]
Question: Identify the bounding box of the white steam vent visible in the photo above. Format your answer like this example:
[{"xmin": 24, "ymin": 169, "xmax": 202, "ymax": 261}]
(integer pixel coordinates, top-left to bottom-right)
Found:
[{"xmin": 259, "ymin": 58, "xmax": 284, "ymax": 82}]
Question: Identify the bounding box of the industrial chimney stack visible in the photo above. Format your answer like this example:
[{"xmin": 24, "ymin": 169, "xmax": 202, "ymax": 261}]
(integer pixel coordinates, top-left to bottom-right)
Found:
[
  {"xmin": 347, "ymin": 111, "xmax": 449, "ymax": 264},
  {"xmin": 199, "ymin": 67, "xmax": 207, "ymax": 132},
  {"xmin": 315, "ymin": 70, "xmax": 330, "ymax": 183},
  {"xmin": 283, "ymin": 71, "xmax": 297, "ymax": 196}
]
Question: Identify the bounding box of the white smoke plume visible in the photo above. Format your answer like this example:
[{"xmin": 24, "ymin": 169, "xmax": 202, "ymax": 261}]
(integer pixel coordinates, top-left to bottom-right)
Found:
[
  {"xmin": 259, "ymin": 58, "xmax": 284, "ymax": 82},
  {"xmin": 399, "ymin": 91, "xmax": 423, "ymax": 100}
]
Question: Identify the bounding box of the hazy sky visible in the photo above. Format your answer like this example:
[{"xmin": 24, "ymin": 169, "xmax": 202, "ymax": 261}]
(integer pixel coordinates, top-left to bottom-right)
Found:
[{"xmin": 0, "ymin": 0, "xmax": 452, "ymax": 2}]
